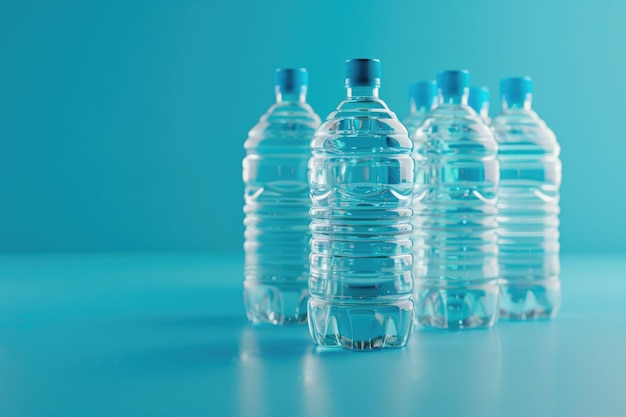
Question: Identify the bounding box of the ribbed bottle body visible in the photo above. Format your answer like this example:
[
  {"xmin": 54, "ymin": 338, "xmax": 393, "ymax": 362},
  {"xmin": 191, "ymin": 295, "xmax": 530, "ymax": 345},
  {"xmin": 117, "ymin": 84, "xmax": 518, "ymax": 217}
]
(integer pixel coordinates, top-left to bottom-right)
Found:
[
  {"xmin": 492, "ymin": 109, "xmax": 561, "ymax": 319},
  {"xmin": 243, "ymin": 100, "xmax": 320, "ymax": 324},
  {"xmin": 413, "ymin": 105, "xmax": 500, "ymax": 329},
  {"xmin": 308, "ymin": 97, "xmax": 415, "ymax": 349}
]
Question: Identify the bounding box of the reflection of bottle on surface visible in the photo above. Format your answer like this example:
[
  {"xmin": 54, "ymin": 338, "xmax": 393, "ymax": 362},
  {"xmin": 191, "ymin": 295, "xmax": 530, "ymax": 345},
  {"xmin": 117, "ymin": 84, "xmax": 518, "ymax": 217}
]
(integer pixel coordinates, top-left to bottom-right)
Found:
[
  {"xmin": 308, "ymin": 59, "xmax": 415, "ymax": 350},
  {"xmin": 243, "ymin": 68, "xmax": 321, "ymax": 325},
  {"xmin": 492, "ymin": 77, "xmax": 562, "ymax": 320},
  {"xmin": 496, "ymin": 322, "xmax": 559, "ymax": 414},
  {"xmin": 302, "ymin": 346, "xmax": 413, "ymax": 416},
  {"xmin": 413, "ymin": 70, "xmax": 500, "ymax": 329},
  {"xmin": 237, "ymin": 326, "xmax": 309, "ymax": 417},
  {"xmin": 403, "ymin": 80, "xmax": 438, "ymax": 137},
  {"xmin": 409, "ymin": 329, "xmax": 503, "ymax": 415},
  {"xmin": 469, "ymin": 86, "xmax": 491, "ymax": 125}
]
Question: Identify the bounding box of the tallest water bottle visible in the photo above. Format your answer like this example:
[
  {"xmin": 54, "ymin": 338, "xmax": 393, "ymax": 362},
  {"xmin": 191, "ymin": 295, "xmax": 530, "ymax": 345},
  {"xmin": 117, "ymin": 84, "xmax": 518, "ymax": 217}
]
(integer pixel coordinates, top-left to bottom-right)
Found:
[
  {"xmin": 308, "ymin": 59, "xmax": 415, "ymax": 350},
  {"xmin": 492, "ymin": 77, "xmax": 562, "ymax": 319},
  {"xmin": 413, "ymin": 70, "xmax": 500, "ymax": 329}
]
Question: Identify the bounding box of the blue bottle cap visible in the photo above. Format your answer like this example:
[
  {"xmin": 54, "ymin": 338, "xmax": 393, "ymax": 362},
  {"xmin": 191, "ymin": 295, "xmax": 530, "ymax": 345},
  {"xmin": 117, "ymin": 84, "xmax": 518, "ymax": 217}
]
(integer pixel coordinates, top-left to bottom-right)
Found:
[
  {"xmin": 345, "ymin": 58, "xmax": 381, "ymax": 87},
  {"xmin": 468, "ymin": 86, "xmax": 490, "ymax": 113},
  {"xmin": 409, "ymin": 80, "xmax": 437, "ymax": 110},
  {"xmin": 275, "ymin": 68, "xmax": 308, "ymax": 94},
  {"xmin": 500, "ymin": 76, "xmax": 533, "ymax": 105},
  {"xmin": 436, "ymin": 69, "xmax": 470, "ymax": 97}
]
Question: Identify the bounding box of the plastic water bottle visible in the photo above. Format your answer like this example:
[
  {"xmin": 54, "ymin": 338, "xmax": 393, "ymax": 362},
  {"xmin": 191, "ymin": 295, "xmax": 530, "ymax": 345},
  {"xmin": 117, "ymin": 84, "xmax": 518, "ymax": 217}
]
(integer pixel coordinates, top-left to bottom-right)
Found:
[
  {"xmin": 492, "ymin": 77, "xmax": 561, "ymax": 320},
  {"xmin": 469, "ymin": 86, "xmax": 491, "ymax": 125},
  {"xmin": 403, "ymin": 80, "xmax": 437, "ymax": 137},
  {"xmin": 413, "ymin": 70, "xmax": 500, "ymax": 329},
  {"xmin": 308, "ymin": 59, "xmax": 415, "ymax": 349},
  {"xmin": 242, "ymin": 68, "xmax": 320, "ymax": 325}
]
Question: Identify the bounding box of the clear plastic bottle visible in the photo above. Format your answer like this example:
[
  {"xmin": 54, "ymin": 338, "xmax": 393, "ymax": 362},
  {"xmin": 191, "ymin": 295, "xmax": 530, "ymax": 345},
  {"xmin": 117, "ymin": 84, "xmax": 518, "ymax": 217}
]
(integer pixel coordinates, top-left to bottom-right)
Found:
[
  {"xmin": 469, "ymin": 86, "xmax": 491, "ymax": 125},
  {"xmin": 491, "ymin": 77, "xmax": 561, "ymax": 320},
  {"xmin": 308, "ymin": 59, "xmax": 415, "ymax": 350},
  {"xmin": 413, "ymin": 70, "xmax": 500, "ymax": 329},
  {"xmin": 243, "ymin": 68, "xmax": 320, "ymax": 325},
  {"xmin": 403, "ymin": 80, "xmax": 437, "ymax": 137}
]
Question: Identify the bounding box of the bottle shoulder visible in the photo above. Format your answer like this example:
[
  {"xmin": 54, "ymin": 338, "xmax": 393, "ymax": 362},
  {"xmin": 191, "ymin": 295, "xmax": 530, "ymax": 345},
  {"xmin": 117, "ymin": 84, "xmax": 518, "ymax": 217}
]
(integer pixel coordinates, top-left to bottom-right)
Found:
[
  {"xmin": 491, "ymin": 109, "xmax": 559, "ymax": 153},
  {"xmin": 257, "ymin": 101, "xmax": 321, "ymax": 127},
  {"xmin": 312, "ymin": 97, "xmax": 412, "ymax": 154},
  {"xmin": 413, "ymin": 105, "xmax": 497, "ymax": 154},
  {"xmin": 245, "ymin": 101, "xmax": 321, "ymax": 150}
]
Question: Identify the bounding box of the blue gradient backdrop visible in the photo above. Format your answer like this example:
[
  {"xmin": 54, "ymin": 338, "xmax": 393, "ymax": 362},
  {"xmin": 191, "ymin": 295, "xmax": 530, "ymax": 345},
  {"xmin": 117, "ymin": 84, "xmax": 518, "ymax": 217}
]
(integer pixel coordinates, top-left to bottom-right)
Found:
[{"xmin": 1, "ymin": 0, "xmax": 624, "ymax": 254}]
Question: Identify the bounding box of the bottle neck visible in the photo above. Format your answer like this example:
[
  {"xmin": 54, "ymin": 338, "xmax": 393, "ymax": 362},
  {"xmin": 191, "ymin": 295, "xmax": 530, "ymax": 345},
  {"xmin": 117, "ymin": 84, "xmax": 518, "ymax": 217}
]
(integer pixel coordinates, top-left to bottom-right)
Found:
[
  {"xmin": 410, "ymin": 102, "xmax": 430, "ymax": 114},
  {"xmin": 502, "ymin": 97, "xmax": 532, "ymax": 111},
  {"xmin": 347, "ymin": 86, "xmax": 379, "ymax": 99},
  {"xmin": 276, "ymin": 92, "xmax": 306, "ymax": 103},
  {"xmin": 439, "ymin": 93, "xmax": 468, "ymax": 105}
]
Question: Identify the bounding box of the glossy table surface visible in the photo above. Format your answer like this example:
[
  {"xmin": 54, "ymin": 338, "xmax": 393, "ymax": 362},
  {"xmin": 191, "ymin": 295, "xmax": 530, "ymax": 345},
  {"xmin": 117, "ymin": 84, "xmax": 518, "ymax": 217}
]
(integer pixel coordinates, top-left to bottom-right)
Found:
[{"xmin": 1, "ymin": 253, "xmax": 625, "ymax": 417}]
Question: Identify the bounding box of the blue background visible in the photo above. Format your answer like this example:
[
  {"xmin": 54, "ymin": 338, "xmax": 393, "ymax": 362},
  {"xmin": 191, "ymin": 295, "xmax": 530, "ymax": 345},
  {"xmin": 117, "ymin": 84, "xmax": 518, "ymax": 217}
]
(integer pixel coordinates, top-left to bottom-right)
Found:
[{"xmin": 1, "ymin": 0, "xmax": 624, "ymax": 254}]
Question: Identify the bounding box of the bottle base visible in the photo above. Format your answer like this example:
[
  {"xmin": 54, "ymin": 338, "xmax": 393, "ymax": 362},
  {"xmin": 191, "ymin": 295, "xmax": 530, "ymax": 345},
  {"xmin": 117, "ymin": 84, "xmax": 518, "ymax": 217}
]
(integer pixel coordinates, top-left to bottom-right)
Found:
[
  {"xmin": 414, "ymin": 282, "xmax": 500, "ymax": 330},
  {"xmin": 243, "ymin": 281, "xmax": 309, "ymax": 325},
  {"xmin": 307, "ymin": 299, "xmax": 414, "ymax": 351},
  {"xmin": 499, "ymin": 279, "xmax": 561, "ymax": 320}
]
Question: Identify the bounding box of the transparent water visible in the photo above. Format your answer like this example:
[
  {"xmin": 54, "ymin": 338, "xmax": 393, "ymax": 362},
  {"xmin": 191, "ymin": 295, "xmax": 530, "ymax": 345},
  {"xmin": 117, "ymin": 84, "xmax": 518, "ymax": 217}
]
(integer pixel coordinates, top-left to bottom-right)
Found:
[
  {"xmin": 242, "ymin": 93, "xmax": 320, "ymax": 325},
  {"xmin": 308, "ymin": 86, "xmax": 415, "ymax": 350},
  {"xmin": 413, "ymin": 103, "xmax": 500, "ymax": 329},
  {"xmin": 403, "ymin": 110, "xmax": 429, "ymax": 139},
  {"xmin": 492, "ymin": 106, "xmax": 561, "ymax": 320}
]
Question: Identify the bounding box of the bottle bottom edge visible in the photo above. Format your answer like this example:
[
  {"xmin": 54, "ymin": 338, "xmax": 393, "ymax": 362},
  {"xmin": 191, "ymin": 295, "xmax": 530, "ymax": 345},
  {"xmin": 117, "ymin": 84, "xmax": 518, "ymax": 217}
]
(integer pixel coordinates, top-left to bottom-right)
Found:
[
  {"xmin": 244, "ymin": 282, "xmax": 309, "ymax": 325},
  {"xmin": 307, "ymin": 298, "xmax": 414, "ymax": 350}
]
